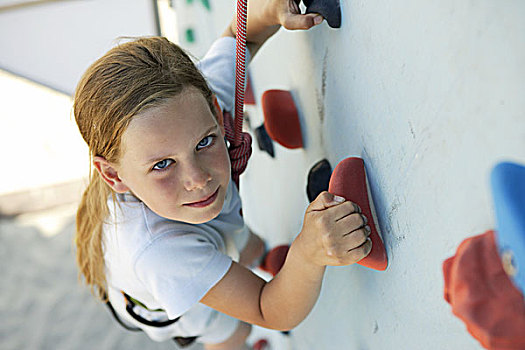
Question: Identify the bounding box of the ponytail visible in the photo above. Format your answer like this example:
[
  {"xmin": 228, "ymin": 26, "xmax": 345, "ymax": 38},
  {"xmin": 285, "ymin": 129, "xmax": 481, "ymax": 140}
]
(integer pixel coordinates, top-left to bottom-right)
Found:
[{"xmin": 75, "ymin": 172, "xmax": 113, "ymax": 300}]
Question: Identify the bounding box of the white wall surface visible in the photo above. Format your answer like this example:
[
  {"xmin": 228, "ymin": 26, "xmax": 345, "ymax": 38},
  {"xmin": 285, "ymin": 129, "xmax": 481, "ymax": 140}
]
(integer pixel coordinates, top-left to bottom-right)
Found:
[
  {"xmin": 237, "ymin": 1, "xmax": 525, "ymax": 349},
  {"xmin": 0, "ymin": 0, "xmax": 157, "ymax": 95}
]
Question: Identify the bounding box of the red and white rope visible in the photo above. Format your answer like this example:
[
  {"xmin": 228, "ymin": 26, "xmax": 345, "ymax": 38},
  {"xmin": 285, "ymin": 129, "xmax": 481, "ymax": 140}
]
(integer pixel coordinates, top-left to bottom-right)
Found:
[
  {"xmin": 223, "ymin": 111, "xmax": 251, "ymax": 186},
  {"xmin": 224, "ymin": 0, "xmax": 251, "ymax": 188},
  {"xmin": 234, "ymin": 0, "xmax": 248, "ymax": 146}
]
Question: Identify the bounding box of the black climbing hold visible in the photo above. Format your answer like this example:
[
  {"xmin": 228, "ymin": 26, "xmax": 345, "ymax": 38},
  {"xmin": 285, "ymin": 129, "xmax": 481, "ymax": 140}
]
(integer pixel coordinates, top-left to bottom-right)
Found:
[
  {"xmin": 255, "ymin": 124, "xmax": 275, "ymax": 158},
  {"xmin": 306, "ymin": 159, "xmax": 332, "ymax": 202},
  {"xmin": 302, "ymin": 0, "xmax": 341, "ymax": 28}
]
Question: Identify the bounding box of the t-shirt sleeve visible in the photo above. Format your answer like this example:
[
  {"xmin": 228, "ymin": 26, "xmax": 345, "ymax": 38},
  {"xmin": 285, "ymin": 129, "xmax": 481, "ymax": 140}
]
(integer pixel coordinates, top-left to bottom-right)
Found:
[
  {"xmin": 134, "ymin": 232, "xmax": 233, "ymax": 319},
  {"xmin": 196, "ymin": 36, "xmax": 251, "ymax": 113}
]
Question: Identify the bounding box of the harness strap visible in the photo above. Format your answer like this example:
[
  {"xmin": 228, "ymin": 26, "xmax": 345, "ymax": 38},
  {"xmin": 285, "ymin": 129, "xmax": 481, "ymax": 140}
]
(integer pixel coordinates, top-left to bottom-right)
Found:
[
  {"xmin": 122, "ymin": 292, "xmax": 181, "ymax": 327},
  {"xmin": 104, "ymin": 299, "xmax": 142, "ymax": 332},
  {"xmin": 105, "ymin": 295, "xmax": 198, "ymax": 347}
]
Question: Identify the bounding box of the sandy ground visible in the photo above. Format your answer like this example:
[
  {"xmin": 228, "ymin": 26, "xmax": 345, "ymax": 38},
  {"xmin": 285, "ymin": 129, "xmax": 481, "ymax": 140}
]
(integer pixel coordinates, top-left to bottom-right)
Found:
[{"xmin": 0, "ymin": 204, "xmax": 182, "ymax": 350}]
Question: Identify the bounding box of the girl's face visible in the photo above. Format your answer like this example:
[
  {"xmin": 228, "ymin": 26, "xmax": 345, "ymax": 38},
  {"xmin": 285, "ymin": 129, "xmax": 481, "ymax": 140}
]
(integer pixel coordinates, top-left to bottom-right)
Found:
[{"xmin": 115, "ymin": 88, "xmax": 231, "ymax": 224}]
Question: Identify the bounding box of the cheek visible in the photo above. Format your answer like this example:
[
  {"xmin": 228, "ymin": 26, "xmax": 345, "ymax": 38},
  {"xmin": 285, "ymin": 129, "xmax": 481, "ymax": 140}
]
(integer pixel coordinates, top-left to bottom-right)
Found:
[
  {"xmin": 156, "ymin": 175, "xmax": 177, "ymax": 189},
  {"xmin": 143, "ymin": 175, "xmax": 180, "ymax": 204},
  {"xmin": 214, "ymin": 143, "xmax": 231, "ymax": 177}
]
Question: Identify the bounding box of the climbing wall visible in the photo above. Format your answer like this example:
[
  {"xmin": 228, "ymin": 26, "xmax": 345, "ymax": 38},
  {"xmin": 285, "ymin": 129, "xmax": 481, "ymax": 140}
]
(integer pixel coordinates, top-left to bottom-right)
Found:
[
  {"xmin": 202, "ymin": 1, "xmax": 525, "ymax": 349},
  {"xmin": 168, "ymin": 0, "xmax": 212, "ymax": 58},
  {"xmin": 166, "ymin": 0, "xmax": 230, "ymax": 58}
]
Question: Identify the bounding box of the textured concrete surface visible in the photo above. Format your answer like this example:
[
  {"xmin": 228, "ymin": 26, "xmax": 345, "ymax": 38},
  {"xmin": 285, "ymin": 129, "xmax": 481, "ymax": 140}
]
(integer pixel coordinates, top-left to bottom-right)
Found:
[{"xmin": 239, "ymin": 1, "xmax": 525, "ymax": 349}]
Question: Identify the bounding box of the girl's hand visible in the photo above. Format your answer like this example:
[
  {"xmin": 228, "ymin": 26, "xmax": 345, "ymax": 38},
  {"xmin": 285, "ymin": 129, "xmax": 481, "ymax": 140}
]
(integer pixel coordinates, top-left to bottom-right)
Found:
[
  {"xmin": 265, "ymin": 0, "xmax": 324, "ymax": 30},
  {"xmin": 295, "ymin": 191, "xmax": 372, "ymax": 267},
  {"xmin": 224, "ymin": 0, "xmax": 323, "ymax": 56}
]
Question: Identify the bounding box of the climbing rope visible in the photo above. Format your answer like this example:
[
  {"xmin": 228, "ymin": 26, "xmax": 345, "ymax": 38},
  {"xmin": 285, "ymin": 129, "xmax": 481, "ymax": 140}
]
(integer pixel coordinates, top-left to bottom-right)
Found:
[
  {"xmin": 234, "ymin": 0, "xmax": 248, "ymax": 145},
  {"xmin": 223, "ymin": 110, "xmax": 252, "ymax": 186},
  {"xmin": 224, "ymin": 0, "xmax": 252, "ymax": 187}
]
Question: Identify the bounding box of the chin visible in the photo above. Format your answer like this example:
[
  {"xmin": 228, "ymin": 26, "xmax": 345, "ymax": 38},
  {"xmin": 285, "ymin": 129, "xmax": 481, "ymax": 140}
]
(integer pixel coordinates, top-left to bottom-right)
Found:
[
  {"xmin": 185, "ymin": 207, "xmax": 222, "ymax": 224},
  {"xmin": 178, "ymin": 195, "xmax": 225, "ymax": 224},
  {"xmin": 158, "ymin": 187, "xmax": 226, "ymax": 224}
]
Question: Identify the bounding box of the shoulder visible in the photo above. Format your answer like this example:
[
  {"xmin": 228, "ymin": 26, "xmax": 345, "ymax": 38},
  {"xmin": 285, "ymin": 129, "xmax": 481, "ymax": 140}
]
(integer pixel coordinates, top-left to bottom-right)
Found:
[
  {"xmin": 196, "ymin": 36, "xmax": 237, "ymax": 67},
  {"xmin": 133, "ymin": 221, "xmax": 233, "ymax": 318},
  {"xmin": 103, "ymin": 194, "xmax": 235, "ymax": 318},
  {"xmin": 196, "ymin": 37, "xmax": 251, "ymax": 112}
]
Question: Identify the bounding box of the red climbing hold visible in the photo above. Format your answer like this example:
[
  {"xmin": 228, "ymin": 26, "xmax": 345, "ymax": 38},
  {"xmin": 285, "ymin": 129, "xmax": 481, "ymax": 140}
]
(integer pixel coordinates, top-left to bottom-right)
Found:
[
  {"xmin": 253, "ymin": 339, "xmax": 270, "ymax": 350},
  {"xmin": 260, "ymin": 245, "xmax": 290, "ymax": 276},
  {"xmin": 245, "ymin": 75, "xmax": 256, "ymax": 105},
  {"xmin": 328, "ymin": 157, "xmax": 388, "ymax": 271},
  {"xmin": 443, "ymin": 230, "xmax": 525, "ymax": 350},
  {"xmin": 261, "ymin": 90, "xmax": 303, "ymax": 149}
]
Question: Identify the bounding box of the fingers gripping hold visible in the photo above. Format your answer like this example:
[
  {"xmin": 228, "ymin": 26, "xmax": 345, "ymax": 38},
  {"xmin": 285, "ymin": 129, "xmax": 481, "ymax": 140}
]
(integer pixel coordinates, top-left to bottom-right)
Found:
[
  {"xmin": 304, "ymin": 192, "xmax": 372, "ymax": 266},
  {"xmin": 308, "ymin": 191, "xmax": 346, "ymax": 211},
  {"xmin": 282, "ymin": 13, "xmax": 323, "ymax": 30},
  {"xmin": 278, "ymin": 0, "xmax": 324, "ymax": 30},
  {"xmin": 346, "ymin": 238, "xmax": 373, "ymax": 264}
]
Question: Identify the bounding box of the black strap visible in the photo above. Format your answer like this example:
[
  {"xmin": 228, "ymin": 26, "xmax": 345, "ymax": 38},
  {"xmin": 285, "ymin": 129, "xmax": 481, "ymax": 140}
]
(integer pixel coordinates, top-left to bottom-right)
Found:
[
  {"xmin": 104, "ymin": 299, "xmax": 142, "ymax": 332},
  {"xmin": 122, "ymin": 292, "xmax": 181, "ymax": 328},
  {"xmin": 103, "ymin": 291, "xmax": 198, "ymax": 348}
]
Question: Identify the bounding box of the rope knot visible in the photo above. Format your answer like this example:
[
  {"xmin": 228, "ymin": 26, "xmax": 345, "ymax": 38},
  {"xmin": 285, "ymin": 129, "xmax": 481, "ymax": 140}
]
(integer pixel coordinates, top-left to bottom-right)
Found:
[
  {"xmin": 229, "ymin": 131, "xmax": 252, "ymax": 176},
  {"xmin": 223, "ymin": 111, "xmax": 252, "ymax": 186}
]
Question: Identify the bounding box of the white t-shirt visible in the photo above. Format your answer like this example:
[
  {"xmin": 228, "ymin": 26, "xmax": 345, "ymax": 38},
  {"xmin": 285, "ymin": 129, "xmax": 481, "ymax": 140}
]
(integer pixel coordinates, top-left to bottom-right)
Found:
[{"xmin": 103, "ymin": 37, "xmax": 251, "ymax": 323}]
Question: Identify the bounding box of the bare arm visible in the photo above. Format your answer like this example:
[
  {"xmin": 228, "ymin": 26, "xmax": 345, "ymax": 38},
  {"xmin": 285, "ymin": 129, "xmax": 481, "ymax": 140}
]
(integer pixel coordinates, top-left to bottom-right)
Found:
[
  {"xmin": 222, "ymin": 0, "xmax": 324, "ymax": 57},
  {"xmin": 201, "ymin": 192, "xmax": 372, "ymax": 331}
]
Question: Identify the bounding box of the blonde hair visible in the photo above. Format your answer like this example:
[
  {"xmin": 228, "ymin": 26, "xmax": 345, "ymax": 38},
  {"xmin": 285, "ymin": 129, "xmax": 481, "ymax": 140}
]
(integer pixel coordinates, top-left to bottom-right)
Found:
[{"xmin": 74, "ymin": 36, "xmax": 216, "ymax": 300}]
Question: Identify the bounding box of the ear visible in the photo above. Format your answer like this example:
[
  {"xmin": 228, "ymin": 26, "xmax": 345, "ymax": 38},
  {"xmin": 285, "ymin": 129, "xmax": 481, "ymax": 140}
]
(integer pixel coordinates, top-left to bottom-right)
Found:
[
  {"xmin": 93, "ymin": 156, "xmax": 130, "ymax": 194},
  {"xmin": 212, "ymin": 94, "xmax": 225, "ymax": 136}
]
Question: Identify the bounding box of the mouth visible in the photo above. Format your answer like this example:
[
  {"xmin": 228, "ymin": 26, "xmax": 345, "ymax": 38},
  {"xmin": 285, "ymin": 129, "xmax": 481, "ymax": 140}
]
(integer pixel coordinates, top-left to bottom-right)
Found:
[{"xmin": 184, "ymin": 187, "xmax": 220, "ymax": 208}]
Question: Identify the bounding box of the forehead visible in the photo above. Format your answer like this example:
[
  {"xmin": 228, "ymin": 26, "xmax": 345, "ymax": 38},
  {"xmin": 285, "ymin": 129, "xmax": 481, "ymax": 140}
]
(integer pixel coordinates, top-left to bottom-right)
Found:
[{"xmin": 121, "ymin": 89, "xmax": 217, "ymax": 161}]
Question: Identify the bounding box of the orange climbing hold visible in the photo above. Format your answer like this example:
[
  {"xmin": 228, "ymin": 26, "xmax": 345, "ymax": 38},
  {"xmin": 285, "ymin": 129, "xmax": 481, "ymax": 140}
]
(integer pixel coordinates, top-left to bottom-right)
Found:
[
  {"xmin": 328, "ymin": 157, "xmax": 388, "ymax": 271},
  {"xmin": 261, "ymin": 90, "xmax": 303, "ymax": 149}
]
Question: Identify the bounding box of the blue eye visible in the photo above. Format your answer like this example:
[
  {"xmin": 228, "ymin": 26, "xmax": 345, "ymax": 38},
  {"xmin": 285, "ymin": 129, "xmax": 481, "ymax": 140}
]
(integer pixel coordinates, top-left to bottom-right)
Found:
[
  {"xmin": 152, "ymin": 159, "xmax": 174, "ymax": 171},
  {"xmin": 197, "ymin": 135, "xmax": 215, "ymax": 150}
]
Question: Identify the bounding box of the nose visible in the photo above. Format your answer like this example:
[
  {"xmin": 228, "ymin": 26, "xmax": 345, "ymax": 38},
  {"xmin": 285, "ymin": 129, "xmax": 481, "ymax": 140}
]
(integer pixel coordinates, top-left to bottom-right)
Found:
[{"xmin": 183, "ymin": 158, "xmax": 212, "ymax": 191}]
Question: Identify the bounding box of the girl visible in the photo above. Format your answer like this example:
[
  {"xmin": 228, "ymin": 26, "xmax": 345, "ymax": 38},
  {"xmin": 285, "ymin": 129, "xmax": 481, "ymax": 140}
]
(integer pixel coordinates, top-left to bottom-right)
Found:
[{"xmin": 74, "ymin": 0, "xmax": 372, "ymax": 349}]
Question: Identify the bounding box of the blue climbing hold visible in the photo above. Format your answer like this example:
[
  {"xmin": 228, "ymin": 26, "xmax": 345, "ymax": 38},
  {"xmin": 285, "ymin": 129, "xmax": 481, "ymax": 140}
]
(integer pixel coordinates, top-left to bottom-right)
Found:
[{"xmin": 491, "ymin": 161, "xmax": 525, "ymax": 295}]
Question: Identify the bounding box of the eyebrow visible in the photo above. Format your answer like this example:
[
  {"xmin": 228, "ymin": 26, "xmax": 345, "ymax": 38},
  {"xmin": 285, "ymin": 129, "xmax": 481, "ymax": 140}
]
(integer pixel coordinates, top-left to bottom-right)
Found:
[{"xmin": 142, "ymin": 124, "xmax": 219, "ymax": 166}]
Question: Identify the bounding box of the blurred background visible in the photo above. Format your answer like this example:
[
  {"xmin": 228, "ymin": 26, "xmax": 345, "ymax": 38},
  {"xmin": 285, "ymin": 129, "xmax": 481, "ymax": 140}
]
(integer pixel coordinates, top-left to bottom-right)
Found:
[{"xmin": 1, "ymin": 0, "xmax": 524, "ymax": 349}]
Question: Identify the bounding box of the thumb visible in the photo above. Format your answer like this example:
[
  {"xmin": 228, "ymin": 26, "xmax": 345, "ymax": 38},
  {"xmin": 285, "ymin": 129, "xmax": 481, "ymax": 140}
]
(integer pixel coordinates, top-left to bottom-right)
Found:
[
  {"xmin": 282, "ymin": 13, "xmax": 324, "ymax": 30},
  {"xmin": 307, "ymin": 191, "xmax": 346, "ymax": 212}
]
